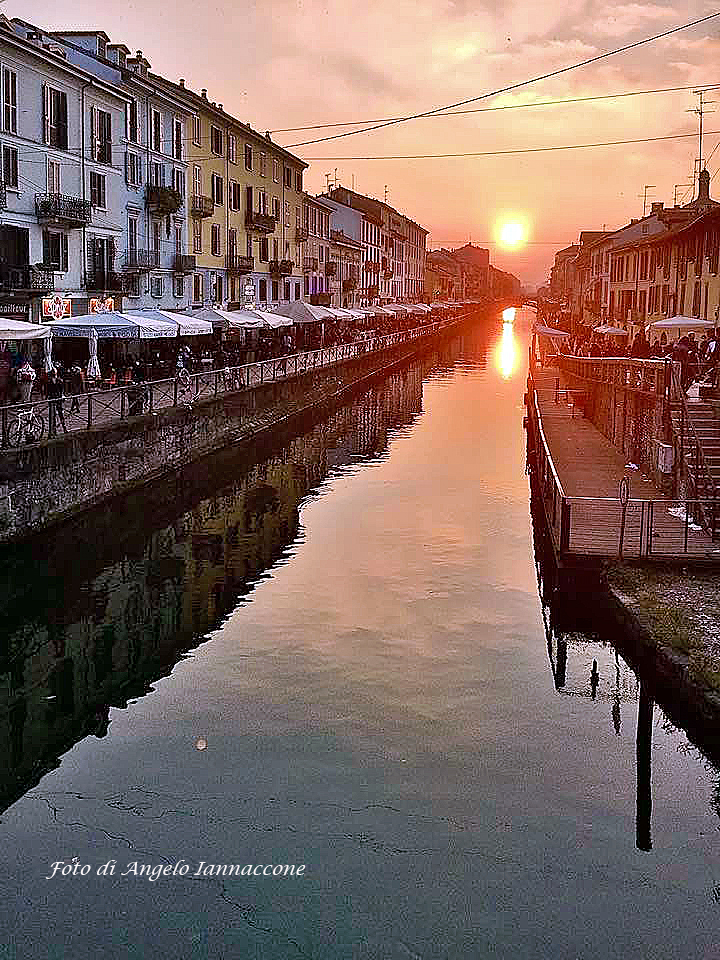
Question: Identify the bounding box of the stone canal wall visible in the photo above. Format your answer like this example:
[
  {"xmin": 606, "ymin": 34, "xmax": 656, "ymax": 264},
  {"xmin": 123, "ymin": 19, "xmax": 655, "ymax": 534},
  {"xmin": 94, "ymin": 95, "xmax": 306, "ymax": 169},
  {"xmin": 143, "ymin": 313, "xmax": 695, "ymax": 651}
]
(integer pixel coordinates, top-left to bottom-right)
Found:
[{"xmin": 0, "ymin": 321, "xmax": 464, "ymax": 541}]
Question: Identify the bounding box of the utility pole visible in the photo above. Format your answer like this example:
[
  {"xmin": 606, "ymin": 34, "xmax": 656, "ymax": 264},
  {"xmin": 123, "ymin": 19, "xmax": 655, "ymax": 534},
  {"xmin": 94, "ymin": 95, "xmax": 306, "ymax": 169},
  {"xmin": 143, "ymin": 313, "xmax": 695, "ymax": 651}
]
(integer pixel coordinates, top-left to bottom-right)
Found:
[
  {"xmin": 688, "ymin": 88, "xmax": 717, "ymax": 193},
  {"xmin": 638, "ymin": 185, "xmax": 656, "ymax": 217}
]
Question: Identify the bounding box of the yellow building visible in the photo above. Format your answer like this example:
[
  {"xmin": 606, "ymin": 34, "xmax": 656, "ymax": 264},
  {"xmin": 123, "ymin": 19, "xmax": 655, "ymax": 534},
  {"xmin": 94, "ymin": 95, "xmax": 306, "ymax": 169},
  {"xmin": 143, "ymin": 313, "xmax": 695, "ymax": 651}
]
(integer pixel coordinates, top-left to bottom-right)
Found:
[{"xmin": 151, "ymin": 76, "xmax": 307, "ymax": 309}]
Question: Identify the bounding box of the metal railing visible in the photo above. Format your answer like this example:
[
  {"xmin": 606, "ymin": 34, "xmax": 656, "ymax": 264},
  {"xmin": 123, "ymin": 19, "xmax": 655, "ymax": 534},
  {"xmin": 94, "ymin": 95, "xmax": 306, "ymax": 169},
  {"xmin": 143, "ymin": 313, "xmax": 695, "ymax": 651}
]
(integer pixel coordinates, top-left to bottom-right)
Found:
[
  {"xmin": 669, "ymin": 365, "xmax": 718, "ymax": 537},
  {"xmin": 0, "ymin": 315, "xmax": 466, "ymax": 450},
  {"xmin": 35, "ymin": 193, "xmax": 92, "ymax": 226},
  {"xmin": 558, "ymin": 354, "xmax": 674, "ymax": 400},
  {"xmin": 528, "ymin": 383, "xmax": 720, "ymax": 559}
]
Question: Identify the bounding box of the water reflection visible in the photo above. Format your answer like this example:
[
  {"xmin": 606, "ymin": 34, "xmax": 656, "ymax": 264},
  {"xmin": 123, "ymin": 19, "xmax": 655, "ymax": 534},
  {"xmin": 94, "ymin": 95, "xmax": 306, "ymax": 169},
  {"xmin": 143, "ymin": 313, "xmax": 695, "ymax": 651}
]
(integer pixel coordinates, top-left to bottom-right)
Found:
[
  {"xmin": 0, "ymin": 357, "xmax": 440, "ymax": 814},
  {"xmin": 496, "ymin": 318, "xmax": 518, "ymax": 379}
]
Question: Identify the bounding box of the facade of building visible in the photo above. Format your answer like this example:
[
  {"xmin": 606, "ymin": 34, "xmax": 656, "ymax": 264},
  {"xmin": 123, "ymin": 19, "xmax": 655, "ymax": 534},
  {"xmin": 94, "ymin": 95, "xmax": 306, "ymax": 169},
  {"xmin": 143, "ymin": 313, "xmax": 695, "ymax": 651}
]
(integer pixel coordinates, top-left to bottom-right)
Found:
[
  {"xmin": 447, "ymin": 244, "xmax": 490, "ymax": 299},
  {"xmin": 299, "ymin": 195, "xmax": 332, "ymax": 305},
  {"xmin": 424, "ymin": 249, "xmax": 465, "ymax": 301},
  {"xmin": 0, "ymin": 19, "xmax": 129, "ymax": 324},
  {"xmin": 327, "ymin": 229, "xmax": 362, "ymax": 308}
]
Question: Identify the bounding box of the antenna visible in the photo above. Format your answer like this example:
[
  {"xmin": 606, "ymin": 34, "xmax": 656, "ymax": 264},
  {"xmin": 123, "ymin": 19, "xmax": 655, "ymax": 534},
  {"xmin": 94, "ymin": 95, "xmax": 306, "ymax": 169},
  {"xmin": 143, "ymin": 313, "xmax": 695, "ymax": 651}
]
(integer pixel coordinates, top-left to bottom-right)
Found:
[
  {"xmin": 673, "ymin": 182, "xmax": 692, "ymax": 205},
  {"xmin": 688, "ymin": 88, "xmax": 717, "ymax": 192},
  {"xmin": 384, "ymin": 184, "xmax": 388, "ymax": 203},
  {"xmin": 638, "ymin": 184, "xmax": 656, "ymax": 216},
  {"xmin": 325, "ymin": 172, "xmax": 332, "ymax": 190},
  {"xmin": 351, "ymin": 173, "xmax": 355, "ymax": 190}
]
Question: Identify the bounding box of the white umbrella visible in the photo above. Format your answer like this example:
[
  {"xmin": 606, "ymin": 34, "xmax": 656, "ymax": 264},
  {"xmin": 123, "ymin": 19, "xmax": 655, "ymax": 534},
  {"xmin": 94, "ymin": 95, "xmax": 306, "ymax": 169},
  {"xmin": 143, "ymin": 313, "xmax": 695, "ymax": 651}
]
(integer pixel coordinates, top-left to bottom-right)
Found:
[
  {"xmin": 87, "ymin": 327, "xmax": 101, "ymax": 379},
  {"xmin": 42, "ymin": 336, "xmax": 54, "ymax": 373}
]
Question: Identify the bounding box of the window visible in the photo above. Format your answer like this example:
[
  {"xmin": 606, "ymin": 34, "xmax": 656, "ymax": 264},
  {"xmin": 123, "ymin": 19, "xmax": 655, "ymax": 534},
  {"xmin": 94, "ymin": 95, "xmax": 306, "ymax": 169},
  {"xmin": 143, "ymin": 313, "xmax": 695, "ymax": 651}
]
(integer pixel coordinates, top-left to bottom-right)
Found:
[
  {"xmin": 150, "ymin": 161, "xmax": 165, "ymax": 187},
  {"xmin": 126, "ymin": 151, "xmax": 141, "ymax": 186},
  {"xmin": 47, "ymin": 158, "xmax": 61, "ymax": 194},
  {"xmin": 258, "ymin": 190, "xmax": 267, "ymax": 215},
  {"xmin": 126, "ymin": 99, "xmax": 139, "ymax": 143},
  {"xmin": 271, "ymin": 280, "xmax": 279, "ymax": 301},
  {"xmin": 245, "ymin": 185, "xmax": 253, "ymax": 213},
  {"xmin": 151, "ymin": 276, "xmax": 163, "ymax": 298},
  {"xmin": 272, "ymin": 158, "xmax": 279, "ymax": 182},
  {"xmin": 193, "ymin": 165, "xmax": 202, "ymax": 197},
  {"xmin": 246, "ymin": 234, "xmax": 253, "ymax": 258},
  {"xmin": 43, "ymin": 87, "xmax": 68, "ymax": 149},
  {"xmin": 284, "ymin": 200, "xmax": 290, "ymax": 227},
  {"xmin": 259, "ymin": 152, "xmax": 266, "ymax": 177},
  {"xmin": 174, "ymin": 275, "xmax": 184, "ymax": 298},
  {"xmin": 90, "ymin": 171, "xmax": 106, "ymax": 208},
  {"xmin": 211, "ymin": 223, "xmax": 221, "ymax": 256},
  {"xmin": 125, "ymin": 274, "xmax": 140, "ymax": 297},
  {"xmin": 294, "ymin": 282, "xmax": 300, "ymax": 300},
  {"xmin": 152, "ymin": 220, "xmax": 161, "ymax": 258},
  {"xmin": 192, "ymin": 219, "xmax": 202, "ymax": 253},
  {"xmin": 192, "ymin": 115, "xmax": 201, "ymax": 146},
  {"xmin": 272, "ymin": 238, "xmax": 279, "ymax": 259},
  {"xmin": 128, "ymin": 216, "xmax": 138, "ymax": 257},
  {"xmin": 172, "ymin": 168, "xmax": 185, "ymax": 197},
  {"xmin": 271, "ymin": 196, "xmax": 279, "ymax": 220},
  {"xmin": 97, "ymin": 38, "xmax": 107, "ymax": 58},
  {"xmin": 244, "ymin": 143, "xmax": 252, "ymax": 171},
  {"xmin": 228, "ymin": 134, "xmax": 236, "ymax": 163},
  {"xmin": 259, "ymin": 278, "xmax": 267, "ymax": 301},
  {"xmin": 173, "ymin": 118, "xmax": 183, "ymax": 160},
  {"xmin": 151, "ymin": 109, "xmax": 162, "ymax": 152},
  {"xmin": 42, "ymin": 230, "xmax": 68, "ymax": 271},
  {"xmin": 193, "ymin": 273, "xmax": 203, "ymax": 303},
  {"xmin": 230, "ymin": 181, "xmax": 242, "ymax": 211},
  {"xmin": 211, "ymin": 125, "xmax": 223, "ymax": 155},
  {"xmin": 174, "ymin": 226, "xmax": 183, "ymax": 255},
  {"xmin": 259, "ymin": 237, "xmax": 268, "ymax": 262},
  {"xmin": 228, "ymin": 228, "xmax": 237, "ymax": 257},
  {"xmin": 284, "ymin": 165, "xmax": 292, "ymax": 188},
  {"xmin": 91, "ymin": 107, "xmax": 112, "ymax": 163},
  {"xmin": 213, "ymin": 273, "xmax": 222, "ymax": 302},
  {"xmin": 2, "ymin": 145, "xmax": 17, "ymax": 187},
  {"xmin": 211, "ymin": 173, "xmax": 223, "ymax": 205},
  {"xmin": 295, "ymin": 170, "xmax": 302, "ymax": 192},
  {"xmin": 283, "ymin": 281, "xmax": 290, "ymax": 301},
  {"xmin": 3, "ymin": 69, "xmax": 17, "ymax": 134}
]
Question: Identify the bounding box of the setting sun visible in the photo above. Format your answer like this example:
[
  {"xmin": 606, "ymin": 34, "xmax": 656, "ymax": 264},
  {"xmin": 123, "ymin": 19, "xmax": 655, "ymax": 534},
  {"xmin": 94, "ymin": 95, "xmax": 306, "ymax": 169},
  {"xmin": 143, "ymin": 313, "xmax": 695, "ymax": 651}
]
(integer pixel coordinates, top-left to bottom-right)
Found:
[{"xmin": 497, "ymin": 220, "xmax": 528, "ymax": 250}]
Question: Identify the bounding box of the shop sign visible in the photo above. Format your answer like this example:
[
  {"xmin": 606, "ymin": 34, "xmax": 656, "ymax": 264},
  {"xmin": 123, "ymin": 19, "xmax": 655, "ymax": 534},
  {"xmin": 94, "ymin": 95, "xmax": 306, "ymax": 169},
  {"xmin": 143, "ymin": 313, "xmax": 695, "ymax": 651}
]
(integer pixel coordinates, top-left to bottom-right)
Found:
[
  {"xmin": 0, "ymin": 301, "xmax": 30, "ymax": 316},
  {"xmin": 90, "ymin": 297, "xmax": 115, "ymax": 314},
  {"xmin": 42, "ymin": 295, "xmax": 72, "ymax": 320}
]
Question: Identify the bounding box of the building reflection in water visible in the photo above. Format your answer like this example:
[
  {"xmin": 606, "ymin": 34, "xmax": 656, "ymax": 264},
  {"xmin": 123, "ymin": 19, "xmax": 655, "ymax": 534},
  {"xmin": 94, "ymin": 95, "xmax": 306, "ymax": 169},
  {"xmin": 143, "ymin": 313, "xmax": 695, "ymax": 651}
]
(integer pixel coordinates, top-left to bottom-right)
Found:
[{"xmin": 0, "ymin": 340, "xmax": 475, "ymax": 815}]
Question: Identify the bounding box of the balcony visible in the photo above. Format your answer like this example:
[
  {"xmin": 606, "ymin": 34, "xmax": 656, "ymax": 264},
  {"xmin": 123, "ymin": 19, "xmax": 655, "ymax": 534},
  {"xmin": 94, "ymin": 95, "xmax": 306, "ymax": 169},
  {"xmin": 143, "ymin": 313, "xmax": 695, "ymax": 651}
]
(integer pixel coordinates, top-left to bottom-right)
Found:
[
  {"xmin": 245, "ymin": 210, "xmax": 277, "ymax": 233},
  {"xmin": 226, "ymin": 254, "xmax": 254, "ymax": 275},
  {"xmin": 295, "ymin": 226, "xmax": 308, "ymax": 242},
  {"xmin": 364, "ymin": 259, "xmax": 380, "ymax": 273},
  {"xmin": 325, "ymin": 261, "xmax": 337, "ymax": 277},
  {"xmin": 269, "ymin": 259, "xmax": 293, "ymax": 277},
  {"xmin": 0, "ymin": 264, "xmax": 54, "ymax": 294},
  {"xmin": 174, "ymin": 254, "xmax": 197, "ymax": 273},
  {"xmin": 191, "ymin": 194, "xmax": 214, "ymax": 218},
  {"xmin": 146, "ymin": 185, "xmax": 183, "ymax": 214},
  {"xmin": 87, "ymin": 272, "xmax": 124, "ymax": 293},
  {"xmin": 123, "ymin": 249, "xmax": 160, "ymax": 272},
  {"xmin": 303, "ymin": 257, "xmax": 319, "ymax": 273},
  {"xmin": 35, "ymin": 193, "xmax": 91, "ymax": 228}
]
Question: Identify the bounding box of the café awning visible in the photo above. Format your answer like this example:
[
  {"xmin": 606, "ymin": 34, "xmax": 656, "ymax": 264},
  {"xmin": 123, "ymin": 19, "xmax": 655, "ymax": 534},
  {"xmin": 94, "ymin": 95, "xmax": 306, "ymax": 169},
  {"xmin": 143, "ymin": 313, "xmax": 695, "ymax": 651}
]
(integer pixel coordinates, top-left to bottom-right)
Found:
[
  {"xmin": 0, "ymin": 318, "xmax": 51, "ymax": 340},
  {"xmin": 276, "ymin": 301, "xmax": 335, "ymax": 323},
  {"xmin": 46, "ymin": 312, "xmax": 177, "ymax": 339},
  {"xmin": 126, "ymin": 309, "xmax": 213, "ymax": 336}
]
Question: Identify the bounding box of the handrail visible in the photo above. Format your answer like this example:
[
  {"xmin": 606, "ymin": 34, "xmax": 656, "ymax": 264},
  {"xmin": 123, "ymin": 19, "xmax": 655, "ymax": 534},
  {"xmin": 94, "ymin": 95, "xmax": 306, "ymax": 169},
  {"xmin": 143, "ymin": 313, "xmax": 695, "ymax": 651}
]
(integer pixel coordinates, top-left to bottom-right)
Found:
[
  {"xmin": 557, "ymin": 353, "xmax": 671, "ymax": 400},
  {"xmin": 532, "ymin": 388, "xmax": 566, "ymax": 498},
  {"xmin": 669, "ymin": 365, "xmax": 717, "ymax": 503},
  {"xmin": 0, "ymin": 314, "xmax": 468, "ymax": 447}
]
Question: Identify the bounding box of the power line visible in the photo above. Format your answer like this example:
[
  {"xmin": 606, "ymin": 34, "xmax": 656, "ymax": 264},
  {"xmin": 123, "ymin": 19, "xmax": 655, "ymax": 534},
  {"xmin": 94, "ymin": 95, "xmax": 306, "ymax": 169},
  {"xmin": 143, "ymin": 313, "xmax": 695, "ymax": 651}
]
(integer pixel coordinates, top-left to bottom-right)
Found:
[
  {"xmin": 286, "ymin": 10, "xmax": 720, "ymax": 147},
  {"xmin": 301, "ymin": 128, "xmax": 719, "ymax": 161},
  {"xmin": 271, "ymin": 84, "xmax": 720, "ymax": 135}
]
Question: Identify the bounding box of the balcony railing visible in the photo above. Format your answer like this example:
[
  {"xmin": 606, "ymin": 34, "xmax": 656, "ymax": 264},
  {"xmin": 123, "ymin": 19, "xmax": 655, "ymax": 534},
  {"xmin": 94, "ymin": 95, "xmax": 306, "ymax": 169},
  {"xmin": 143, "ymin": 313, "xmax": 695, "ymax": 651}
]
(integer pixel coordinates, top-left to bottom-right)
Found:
[
  {"xmin": 295, "ymin": 226, "xmax": 308, "ymax": 242},
  {"xmin": 303, "ymin": 257, "xmax": 319, "ymax": 272},
  {"xmin": 226, "ymin": 254, "xmax": 254, "ymax": 274},
  {"xmin": 245, "ymin": 210, "xmax": 277, "ymax": 233},
  {"xmin": 87, "ymin": 272, "xmax": 124, "ymax": 293},
  {"xmin": 35, "ymin": 193, "xmax": 92, "ymax": 227},
  {"xmin": 269, "ymin": 259, "xmax": 293, "ymax": 277},
  {"xmin": 123, "ymin": 249, "xmax": 160, "ymax": 271},
  {"xmin": 0, "ymin": 181, "xmax": 6, "ymax": 211},
  {"xmin": 325, "ymin": 261, "xmax": 337, "ymax": 277},
  {"xmin": 146, "ymin": 185, "xmax": 183, "ymax": 214},
  {"xmin": 0, "ymin": 264, "xmax": 54, "ymax": 293},
  {"xmin": 174, "ymin": 254, "xmax": 197, "ymax": 273},
  {"xmin": 364, "ymin": 260, "xmax": 380, "ymax": 273},
  {"xmin": 191, "ymin": 194, "xmax": 214, "ymax": 218}
]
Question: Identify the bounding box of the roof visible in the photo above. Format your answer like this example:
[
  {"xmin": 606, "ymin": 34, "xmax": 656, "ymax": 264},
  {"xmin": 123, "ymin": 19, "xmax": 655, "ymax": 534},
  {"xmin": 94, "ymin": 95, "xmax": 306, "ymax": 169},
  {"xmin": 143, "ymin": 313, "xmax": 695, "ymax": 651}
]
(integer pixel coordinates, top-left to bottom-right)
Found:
[{"xmin": 325, "ymin": 186, "xmax": 429, "ymax": 234}]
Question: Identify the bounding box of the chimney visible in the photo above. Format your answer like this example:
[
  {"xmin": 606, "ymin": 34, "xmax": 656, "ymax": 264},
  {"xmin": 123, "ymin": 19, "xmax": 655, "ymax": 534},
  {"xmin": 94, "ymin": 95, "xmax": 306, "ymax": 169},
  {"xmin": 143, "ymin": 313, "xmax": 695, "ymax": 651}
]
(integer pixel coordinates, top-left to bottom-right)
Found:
[
  {"xmin": 179, "ymin": 78, "xmax": 185, "ymax": 87},
  {"xmin": 218, "ymin": 104, "xmax": 223, "ymax": 111},
  {"xmin": 698, "ymin": 168, "xmax": 711, "ymax": 201},
  {"xmin": 650, "ymin": 201, "xmax": 663, "ymax": 213},
  {"xmin": 201, "ymin": 88, "xmax": 208, "ymax": 99},
  {"xmin": 136, "ymin": 49, "xmax": 142, "ymax": 58}
]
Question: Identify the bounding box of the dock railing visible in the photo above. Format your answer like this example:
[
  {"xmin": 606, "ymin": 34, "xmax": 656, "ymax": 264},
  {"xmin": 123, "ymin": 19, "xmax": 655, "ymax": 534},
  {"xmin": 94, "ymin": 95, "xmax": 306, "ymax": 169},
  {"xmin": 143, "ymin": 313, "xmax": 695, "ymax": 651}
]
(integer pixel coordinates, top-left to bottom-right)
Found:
[{"xmin": 0, "ymin": 315, "xmax": 466, "ymax": 450}]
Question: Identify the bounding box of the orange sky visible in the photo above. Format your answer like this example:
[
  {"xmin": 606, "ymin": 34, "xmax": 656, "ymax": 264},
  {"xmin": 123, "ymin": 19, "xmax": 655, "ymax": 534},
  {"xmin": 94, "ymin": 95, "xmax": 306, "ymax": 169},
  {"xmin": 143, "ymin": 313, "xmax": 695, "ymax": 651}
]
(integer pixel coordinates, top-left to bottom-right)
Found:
[{"xmin": 14, "ymin": 1, "xmax": 720, "ymax": 285}]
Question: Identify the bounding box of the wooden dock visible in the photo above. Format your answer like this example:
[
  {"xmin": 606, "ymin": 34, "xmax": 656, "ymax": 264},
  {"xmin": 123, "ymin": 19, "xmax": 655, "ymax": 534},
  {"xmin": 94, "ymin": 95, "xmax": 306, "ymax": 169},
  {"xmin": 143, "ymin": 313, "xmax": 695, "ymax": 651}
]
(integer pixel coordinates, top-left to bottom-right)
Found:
[{"xmin": 528, "ymin": 364, "xmax": 720, "ymax": 564}]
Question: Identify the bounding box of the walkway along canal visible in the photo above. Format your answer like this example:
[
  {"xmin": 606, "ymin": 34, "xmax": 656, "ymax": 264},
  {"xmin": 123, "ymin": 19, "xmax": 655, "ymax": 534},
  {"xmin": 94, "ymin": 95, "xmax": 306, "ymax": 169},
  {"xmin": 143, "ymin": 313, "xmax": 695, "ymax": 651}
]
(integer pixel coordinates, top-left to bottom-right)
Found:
[{"xmin": 0, "ymin": 310, "xmax": 719, "ymax": 958}]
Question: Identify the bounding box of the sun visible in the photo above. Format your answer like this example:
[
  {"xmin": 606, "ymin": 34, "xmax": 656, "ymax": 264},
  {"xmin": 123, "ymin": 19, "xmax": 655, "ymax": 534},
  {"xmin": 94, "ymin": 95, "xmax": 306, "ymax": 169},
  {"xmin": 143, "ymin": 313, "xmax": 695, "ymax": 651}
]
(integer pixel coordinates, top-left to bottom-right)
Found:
[{"xmin": 497, "ymin": 219, "xmax": 528, "ymax": 251}]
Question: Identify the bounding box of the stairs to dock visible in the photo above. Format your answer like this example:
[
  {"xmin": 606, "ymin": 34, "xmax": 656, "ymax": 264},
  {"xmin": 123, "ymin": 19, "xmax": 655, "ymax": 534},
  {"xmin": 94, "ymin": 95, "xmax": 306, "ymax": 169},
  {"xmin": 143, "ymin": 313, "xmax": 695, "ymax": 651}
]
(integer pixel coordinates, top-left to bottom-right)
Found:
[{"xmin": 670, "ymin": 401, "xmax": 720, "ymax": 537}]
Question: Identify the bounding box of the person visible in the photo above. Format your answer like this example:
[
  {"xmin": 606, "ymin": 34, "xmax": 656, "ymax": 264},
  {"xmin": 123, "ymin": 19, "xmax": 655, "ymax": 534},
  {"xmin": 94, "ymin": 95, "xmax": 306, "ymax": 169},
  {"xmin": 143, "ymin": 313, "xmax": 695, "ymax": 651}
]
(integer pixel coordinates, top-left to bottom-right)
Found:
[
  {"xmin": 68, "ymin": 363, "xmax": 85, "ymax": 415},
  {"xmin": 630, "ymin": 330, "xmax": 650, "ymax": 359},
  {"xmin": 46, "ymin": 366, "xmax": 67, "ymax": 434},
  {"xmin": 15, "ymin": 357, "xmax": 36, "ymax": 404}
]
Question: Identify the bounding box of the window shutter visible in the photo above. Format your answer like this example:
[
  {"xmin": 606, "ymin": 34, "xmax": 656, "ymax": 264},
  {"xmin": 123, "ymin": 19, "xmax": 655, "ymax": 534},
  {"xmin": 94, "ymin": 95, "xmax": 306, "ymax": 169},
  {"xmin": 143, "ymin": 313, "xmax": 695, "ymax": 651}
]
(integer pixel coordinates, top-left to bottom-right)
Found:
[
  {"xmin": 61, "ymin": 234, "xmax": 68, "ymax": 272},
  {"xmin": 86, "ymin": 238, "xmax": 97, "ymax": 287},
  {"xmin": 125, "ymin": 151, "xmax": 130, "ymax": 183},
  {"xmin": 42, "ymin": 84, "xmax": 50, "ymax": 144},
  {"xmin": 42, "ymin": 229, "xmax": 50, "ymax": 267},
  {"xmin": 90, "ymin": 106, "xmax": 97, "ymax": 160}
]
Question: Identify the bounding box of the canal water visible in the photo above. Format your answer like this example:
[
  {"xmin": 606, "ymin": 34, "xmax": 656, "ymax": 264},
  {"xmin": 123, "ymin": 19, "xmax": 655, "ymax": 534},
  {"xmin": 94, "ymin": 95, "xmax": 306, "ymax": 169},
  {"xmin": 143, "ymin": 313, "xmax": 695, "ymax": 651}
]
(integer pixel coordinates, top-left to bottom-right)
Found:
[{"xmin": 0, "ymin": 309, "xmax": 718, "ymax": 958}]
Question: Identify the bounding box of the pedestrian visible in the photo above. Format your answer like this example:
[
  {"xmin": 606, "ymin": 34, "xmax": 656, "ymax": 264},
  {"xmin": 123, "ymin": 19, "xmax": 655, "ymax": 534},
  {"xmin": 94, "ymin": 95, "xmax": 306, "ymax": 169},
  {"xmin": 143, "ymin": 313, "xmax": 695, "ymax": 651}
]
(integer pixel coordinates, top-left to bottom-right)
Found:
[
  {"xmin": 46, "ymin": 366, "xmax": 67, "ymax": 434},
  {"xmin": 68, "ymin": 363, "xmax": 85, "ymax": 414},
  {"xmin": 16, "ymin": 357, "xmax": 36, "ymax": 404}
]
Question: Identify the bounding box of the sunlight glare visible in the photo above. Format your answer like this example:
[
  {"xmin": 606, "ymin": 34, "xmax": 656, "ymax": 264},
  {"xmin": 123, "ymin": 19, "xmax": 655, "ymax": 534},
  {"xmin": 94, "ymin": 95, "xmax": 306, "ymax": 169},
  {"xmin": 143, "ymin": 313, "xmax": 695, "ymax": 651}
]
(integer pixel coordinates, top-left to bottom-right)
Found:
[{"xmin": 496, "ymin": 320, "xmax": 518, "ymax": 380}]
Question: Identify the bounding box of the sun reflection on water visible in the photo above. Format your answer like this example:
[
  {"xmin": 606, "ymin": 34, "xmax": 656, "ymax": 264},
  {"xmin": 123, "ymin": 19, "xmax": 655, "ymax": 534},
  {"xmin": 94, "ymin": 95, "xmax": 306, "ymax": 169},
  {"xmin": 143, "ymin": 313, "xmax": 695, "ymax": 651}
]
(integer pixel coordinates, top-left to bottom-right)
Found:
[{"xmin": 497, "ymin": 310, "xmax": 518, "ymax": 379}]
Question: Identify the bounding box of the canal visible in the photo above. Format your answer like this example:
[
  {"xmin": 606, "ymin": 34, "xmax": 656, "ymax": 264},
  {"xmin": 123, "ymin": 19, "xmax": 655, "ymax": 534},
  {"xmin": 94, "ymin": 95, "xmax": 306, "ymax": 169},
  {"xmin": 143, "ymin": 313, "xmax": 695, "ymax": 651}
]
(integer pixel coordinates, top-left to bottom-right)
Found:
[{"xmin": 0, "ymin": 308, "xmax": 718, "ymax": 958}]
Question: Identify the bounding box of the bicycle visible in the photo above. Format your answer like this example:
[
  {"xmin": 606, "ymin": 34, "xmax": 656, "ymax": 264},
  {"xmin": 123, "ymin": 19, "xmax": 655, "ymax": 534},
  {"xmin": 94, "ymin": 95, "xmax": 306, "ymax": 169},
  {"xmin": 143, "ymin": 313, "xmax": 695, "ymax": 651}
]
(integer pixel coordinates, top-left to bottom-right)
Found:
[{"xmin": 8, "ymin": 404, "xmax": 46, "ymax": 446}]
